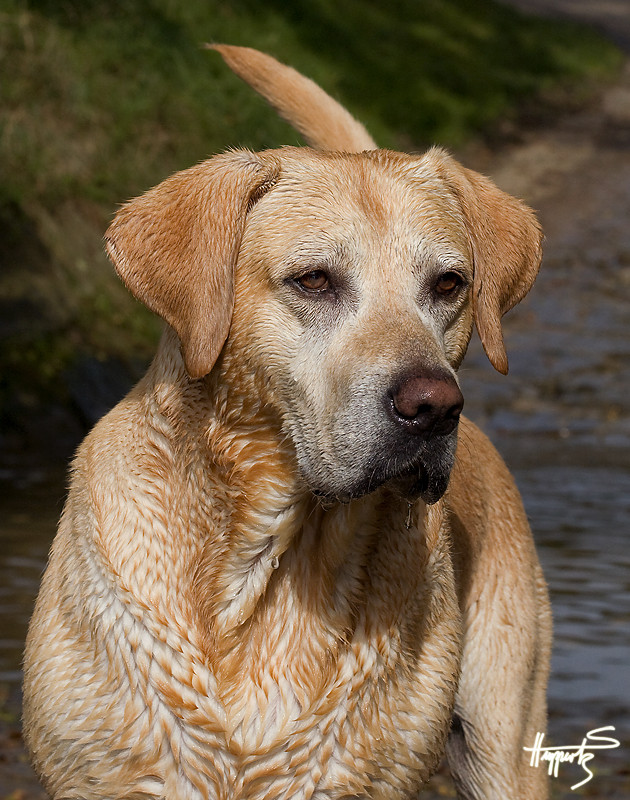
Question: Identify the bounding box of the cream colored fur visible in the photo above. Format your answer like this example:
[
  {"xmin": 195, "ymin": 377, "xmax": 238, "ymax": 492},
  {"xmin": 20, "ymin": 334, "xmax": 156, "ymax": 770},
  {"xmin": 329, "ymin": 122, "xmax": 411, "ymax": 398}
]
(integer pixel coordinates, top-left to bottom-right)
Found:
[{"xmin": 23, "ymin": 46, "xmax": 551, "ymax": 799}]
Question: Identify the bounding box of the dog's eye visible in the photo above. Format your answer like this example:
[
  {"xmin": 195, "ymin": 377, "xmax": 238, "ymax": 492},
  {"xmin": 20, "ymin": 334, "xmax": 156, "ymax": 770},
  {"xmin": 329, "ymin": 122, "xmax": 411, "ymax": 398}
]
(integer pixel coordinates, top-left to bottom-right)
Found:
[
  {"xmin": 434, "ymin": 272, "xmax": 464, "ymax": 297},
  {"xmin": 295, "ymin": 270, "xmax": 330, "ymax": 293}
]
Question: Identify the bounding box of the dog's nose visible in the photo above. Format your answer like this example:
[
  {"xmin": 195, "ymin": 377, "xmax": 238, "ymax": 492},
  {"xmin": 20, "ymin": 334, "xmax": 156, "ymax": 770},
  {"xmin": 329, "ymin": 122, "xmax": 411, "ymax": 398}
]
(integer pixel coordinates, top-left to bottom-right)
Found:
[{"xmin": 389, "ymin": 370, "xmax": 464, "ymax": 436}]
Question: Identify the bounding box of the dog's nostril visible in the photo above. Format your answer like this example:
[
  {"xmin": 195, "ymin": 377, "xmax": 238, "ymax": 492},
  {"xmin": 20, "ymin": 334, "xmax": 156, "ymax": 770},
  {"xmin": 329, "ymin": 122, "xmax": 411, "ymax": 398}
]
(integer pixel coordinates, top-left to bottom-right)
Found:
[
  {"xmin": 447, "ymin": 398, "xmax": 464, "ymax": 418},
  {"xmin": 393, "ymin": 400, "xmax": 433, "ymax": 421}
]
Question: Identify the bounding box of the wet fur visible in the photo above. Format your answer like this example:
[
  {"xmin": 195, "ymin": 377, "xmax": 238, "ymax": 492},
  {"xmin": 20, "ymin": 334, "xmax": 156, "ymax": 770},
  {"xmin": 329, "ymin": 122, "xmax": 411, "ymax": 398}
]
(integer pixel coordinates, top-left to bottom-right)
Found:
[{"xmin": 24, "ymin": 46, "xmax": 551, "ymax": 799}]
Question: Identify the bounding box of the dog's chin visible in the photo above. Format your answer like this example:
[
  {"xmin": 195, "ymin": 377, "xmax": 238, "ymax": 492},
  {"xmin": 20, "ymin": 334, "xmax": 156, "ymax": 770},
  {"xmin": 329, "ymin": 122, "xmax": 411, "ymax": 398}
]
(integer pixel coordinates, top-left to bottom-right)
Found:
[
  {"xmin": 386, "ymin": 432, "xmax": 458, "ymax": 504},
  {"xmin": 387, "ymin": 464, "xmax": 451, "ymax": 505},
  {"xmin": 308, "ymin": 446, "xmax": 456, "ymax": 506}
]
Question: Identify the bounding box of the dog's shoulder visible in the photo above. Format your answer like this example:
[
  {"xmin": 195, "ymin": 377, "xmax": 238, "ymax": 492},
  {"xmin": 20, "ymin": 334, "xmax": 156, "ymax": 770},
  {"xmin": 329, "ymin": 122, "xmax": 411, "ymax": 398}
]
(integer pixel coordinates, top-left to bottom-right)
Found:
[
  {"xmin": 450, "ymin": 416, "xmax": 521, "ymax": 510},
  {"xmin": 447, "ymin": 416, "xmax": 536, "ymax": 606}
]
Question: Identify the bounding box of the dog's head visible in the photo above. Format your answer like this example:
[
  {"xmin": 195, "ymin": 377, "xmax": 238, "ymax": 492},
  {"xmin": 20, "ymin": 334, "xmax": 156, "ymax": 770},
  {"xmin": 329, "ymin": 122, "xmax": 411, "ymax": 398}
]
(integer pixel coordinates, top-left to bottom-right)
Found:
[{"xmin": 105, "ymin": 49, "xmax": 541, "ymax": 504}]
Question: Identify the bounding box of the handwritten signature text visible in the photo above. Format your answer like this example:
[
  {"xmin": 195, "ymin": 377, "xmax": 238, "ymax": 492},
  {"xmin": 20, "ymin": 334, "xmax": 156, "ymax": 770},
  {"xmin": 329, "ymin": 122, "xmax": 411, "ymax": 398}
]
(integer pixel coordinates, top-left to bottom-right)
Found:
[{"xmin": 524, "ymin": 726, "xmax": 620, "ymax": 790}]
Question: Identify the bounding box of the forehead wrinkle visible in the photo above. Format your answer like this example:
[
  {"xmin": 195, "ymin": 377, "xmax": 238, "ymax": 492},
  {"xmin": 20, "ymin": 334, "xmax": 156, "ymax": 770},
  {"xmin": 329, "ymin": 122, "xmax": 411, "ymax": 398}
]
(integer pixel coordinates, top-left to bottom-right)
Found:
[
  {"xmin": 351, "ymin": 157, "xmax": 472, "ymax": 267},
  {"xmin": 243, "ymin": 152, "xmax": 471, "ymax": 290},
  {"xmin": 244, "ymin": 160, "xmax": 390, "ymax": 265}
]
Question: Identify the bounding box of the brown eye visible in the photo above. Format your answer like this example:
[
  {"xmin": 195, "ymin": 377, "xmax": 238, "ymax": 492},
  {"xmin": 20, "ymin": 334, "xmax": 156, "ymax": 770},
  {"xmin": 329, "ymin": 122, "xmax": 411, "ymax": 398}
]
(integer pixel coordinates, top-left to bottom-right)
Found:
[
  {"xmin": 296, "ymin": 269, "xmax": 330, "ymax": 292},
  {"xmin": 434, "ymin": 271, "xmax": 464, "ymax": 296}
]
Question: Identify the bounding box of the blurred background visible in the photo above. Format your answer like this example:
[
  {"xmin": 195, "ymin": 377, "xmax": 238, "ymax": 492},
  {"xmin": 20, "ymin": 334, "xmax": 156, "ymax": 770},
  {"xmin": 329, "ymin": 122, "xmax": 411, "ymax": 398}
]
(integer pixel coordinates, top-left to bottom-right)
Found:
[{"xmin": 1, "ymin": 0, "xmax": 628, "ymax": 797}]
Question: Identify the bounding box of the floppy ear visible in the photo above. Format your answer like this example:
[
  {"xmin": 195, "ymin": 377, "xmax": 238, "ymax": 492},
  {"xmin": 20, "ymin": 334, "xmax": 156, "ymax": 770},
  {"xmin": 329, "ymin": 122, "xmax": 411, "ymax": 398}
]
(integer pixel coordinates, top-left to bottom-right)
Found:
[
  {"xmin": 432, "ymin": 149, "xmax": 543, "ymax": 374},
  {"xmin": 105, "ymin": 150, "xmax": 280, "ymax": 378}
]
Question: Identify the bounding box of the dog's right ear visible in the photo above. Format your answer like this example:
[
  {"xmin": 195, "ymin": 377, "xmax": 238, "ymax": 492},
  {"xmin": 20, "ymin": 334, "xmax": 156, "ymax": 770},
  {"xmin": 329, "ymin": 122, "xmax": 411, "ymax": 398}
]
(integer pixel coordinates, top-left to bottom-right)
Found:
[
  {"xmin": 105, "ymin": 151, "xmax": 279, "ymax": 378},
  {"xmin": 422, "ymin": 149, "xmax": 542, "ymax": 375}
]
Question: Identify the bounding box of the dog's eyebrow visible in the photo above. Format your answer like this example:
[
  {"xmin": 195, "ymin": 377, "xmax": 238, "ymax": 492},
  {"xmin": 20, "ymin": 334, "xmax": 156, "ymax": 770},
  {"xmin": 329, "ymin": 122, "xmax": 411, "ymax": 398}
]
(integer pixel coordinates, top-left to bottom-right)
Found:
[
  {"xmin": 276, "ymin": 240, "xmax": 347, "ymax": 273},
  {"xmin": 407, "ymin": 241, "xmax": 471, "ymax": 276}
]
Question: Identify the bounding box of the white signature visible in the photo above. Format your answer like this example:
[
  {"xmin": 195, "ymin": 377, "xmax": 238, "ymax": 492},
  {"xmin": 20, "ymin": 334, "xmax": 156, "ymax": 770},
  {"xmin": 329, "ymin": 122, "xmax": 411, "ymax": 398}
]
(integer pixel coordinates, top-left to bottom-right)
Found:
[{"xmin": 524, "ymin": 726, "xmax": 621, "ymax": 790}]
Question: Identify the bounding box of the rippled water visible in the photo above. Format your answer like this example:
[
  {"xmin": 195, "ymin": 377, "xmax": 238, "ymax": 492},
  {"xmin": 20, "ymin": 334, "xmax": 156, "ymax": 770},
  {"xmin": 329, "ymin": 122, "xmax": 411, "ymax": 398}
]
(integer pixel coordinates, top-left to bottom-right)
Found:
[
  {"xmin": 520, "ymin": 465, "xmax": 630, "ymax": 707},
  {"xmin": 0, "ymin": 471, "xmax": 64, "ymax": 685}
]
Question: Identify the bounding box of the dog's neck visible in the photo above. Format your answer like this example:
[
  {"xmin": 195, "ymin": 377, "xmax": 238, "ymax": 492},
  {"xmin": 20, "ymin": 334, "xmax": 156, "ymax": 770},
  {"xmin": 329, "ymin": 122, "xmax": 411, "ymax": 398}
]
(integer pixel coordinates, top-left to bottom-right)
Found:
[{"xmin": 140, "ymin": 331, "xmax": 428, "ymax": 664}]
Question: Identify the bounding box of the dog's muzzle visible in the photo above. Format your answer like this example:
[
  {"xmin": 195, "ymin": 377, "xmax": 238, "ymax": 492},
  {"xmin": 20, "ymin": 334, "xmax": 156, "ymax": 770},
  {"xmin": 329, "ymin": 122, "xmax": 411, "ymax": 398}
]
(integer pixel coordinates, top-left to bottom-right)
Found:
[
  {"xmin": 309, "ymin": 368, "xmax": 463, "ymax": 504},
  {"xmin": 383, "ymin": 368, "xmax": 463, "ymax": 503}
]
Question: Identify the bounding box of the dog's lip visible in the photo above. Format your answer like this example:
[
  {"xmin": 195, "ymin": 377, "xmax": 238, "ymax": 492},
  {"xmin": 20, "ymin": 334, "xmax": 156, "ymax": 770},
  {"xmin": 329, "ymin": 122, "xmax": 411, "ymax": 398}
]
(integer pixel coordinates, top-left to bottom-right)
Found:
[
  {"xmin": 310, "ymin": 455, "xmax": 450, "ymax": 505},
  {"xmin": 389, "ymin": 466, "xmax": 447, "ymax": 505}
]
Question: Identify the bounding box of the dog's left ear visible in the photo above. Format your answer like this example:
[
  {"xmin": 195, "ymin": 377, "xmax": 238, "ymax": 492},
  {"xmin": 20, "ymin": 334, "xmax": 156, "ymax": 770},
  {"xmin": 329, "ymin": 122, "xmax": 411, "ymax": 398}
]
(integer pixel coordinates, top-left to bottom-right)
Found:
[
  {"xmin": 431, "ymin": 150, "xmax": 543, "ymax": 374},
  {"xmin": 105, "ymin": 150, "xmax": 279, "ymax": 378}
]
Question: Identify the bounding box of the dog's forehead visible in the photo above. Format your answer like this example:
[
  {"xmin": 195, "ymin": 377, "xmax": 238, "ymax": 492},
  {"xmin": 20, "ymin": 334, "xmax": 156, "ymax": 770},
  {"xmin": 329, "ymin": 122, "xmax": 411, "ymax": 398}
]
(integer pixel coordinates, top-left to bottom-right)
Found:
[
  {"xmin": 248, "ymin": 149, "xmax": 470, "ymax": 257},
  {"xmin": 269, "ymin": 149, "xmax": 455, "ymax": 207}
]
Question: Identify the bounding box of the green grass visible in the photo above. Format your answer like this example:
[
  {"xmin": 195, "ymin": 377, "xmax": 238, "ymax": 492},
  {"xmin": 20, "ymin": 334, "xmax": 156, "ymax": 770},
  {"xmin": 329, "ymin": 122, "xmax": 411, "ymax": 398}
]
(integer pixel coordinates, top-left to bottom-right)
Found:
[{"xmin": 0, "ymin": 0, "xmax": 623, "ymax": 428}]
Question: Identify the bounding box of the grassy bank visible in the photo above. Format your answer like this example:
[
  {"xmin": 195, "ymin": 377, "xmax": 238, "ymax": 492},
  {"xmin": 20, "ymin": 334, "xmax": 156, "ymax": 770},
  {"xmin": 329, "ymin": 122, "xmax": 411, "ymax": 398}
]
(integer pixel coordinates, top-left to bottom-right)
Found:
[{"xmin": 0, "ymin": 0, "xmax": 622, "ymax": 451}]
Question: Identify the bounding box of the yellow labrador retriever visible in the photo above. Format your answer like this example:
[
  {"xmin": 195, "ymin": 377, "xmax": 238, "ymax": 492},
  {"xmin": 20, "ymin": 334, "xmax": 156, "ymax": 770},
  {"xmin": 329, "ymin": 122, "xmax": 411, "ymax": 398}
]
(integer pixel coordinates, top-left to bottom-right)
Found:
[{"xmin": 24, "ymin": 46, "xmax": 552, "ymax": 799}]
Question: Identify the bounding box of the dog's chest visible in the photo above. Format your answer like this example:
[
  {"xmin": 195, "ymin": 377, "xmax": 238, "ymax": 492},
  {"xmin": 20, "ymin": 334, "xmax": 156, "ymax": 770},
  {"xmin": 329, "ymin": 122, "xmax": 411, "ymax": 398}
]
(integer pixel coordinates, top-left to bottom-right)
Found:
[
  {"xmin": 153, "ymin": 618, "xmax": 450, "ymax": 799},
  {"xmin": 142, "ymin": 535, "xmax": 460, "ymax": 800}
]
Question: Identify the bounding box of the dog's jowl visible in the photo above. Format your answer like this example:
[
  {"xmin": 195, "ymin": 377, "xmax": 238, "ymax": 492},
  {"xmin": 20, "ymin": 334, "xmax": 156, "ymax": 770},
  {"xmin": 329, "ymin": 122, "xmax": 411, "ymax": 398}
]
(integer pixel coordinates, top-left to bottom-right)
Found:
[{"xmin": 23, "ymin": 46, "xmax": 552, "ymax": 800}]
